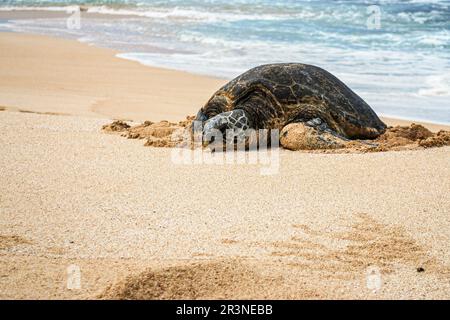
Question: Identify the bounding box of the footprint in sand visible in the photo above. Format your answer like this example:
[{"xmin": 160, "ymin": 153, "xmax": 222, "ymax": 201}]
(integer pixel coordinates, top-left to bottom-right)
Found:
[
  {"xmin": 0, "ymin": 235, "xmax": 32, "ymax": 250},
  {"xmin": 263, "ymin": 213, "xmax": 450, "ymax": 280}
]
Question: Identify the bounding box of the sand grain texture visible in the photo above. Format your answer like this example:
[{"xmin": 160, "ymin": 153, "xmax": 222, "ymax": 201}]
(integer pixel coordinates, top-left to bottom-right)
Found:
[
  {"xmin": 1, "ymin": 111, "xmax": 450, "ymax": 299},
  {"xmin": 1, "ymin": 32, "xmax": 450, "ymax": 299},
  {"xmin": 100, "ymin": 259, "xmax": 322, "ymax": 300}
]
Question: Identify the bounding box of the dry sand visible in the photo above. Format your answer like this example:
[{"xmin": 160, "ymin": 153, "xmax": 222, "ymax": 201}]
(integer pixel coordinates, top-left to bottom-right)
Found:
[{"xmin": 1, "ymin": 32, "xmax": 450, "ymax": 299}]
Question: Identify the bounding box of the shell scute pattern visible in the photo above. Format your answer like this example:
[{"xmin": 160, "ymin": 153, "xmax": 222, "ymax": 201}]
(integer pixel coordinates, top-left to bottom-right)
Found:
[{"xmin": 200, "ymin": 63, "xmax": 386, "ymax": 139}]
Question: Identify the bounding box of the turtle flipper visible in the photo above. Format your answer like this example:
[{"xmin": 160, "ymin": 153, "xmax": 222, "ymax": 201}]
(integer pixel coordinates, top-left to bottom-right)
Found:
[
  {"xmin": 280, "ymin": 121, "xmax": 348, "ymax": 151},
  {"xmin": 305, "ymin": 118, "xmax": 350, "ymax": 142}
]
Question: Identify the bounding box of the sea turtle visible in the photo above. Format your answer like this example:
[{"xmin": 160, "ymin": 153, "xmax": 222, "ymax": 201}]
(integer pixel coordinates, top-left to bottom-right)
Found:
[{"xmin": 195, "ymin": 63, "xmax": 386, "ymax": 149}]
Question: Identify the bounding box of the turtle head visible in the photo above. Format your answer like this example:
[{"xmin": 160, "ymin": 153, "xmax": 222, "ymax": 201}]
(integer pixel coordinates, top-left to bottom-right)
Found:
[
  {"xmin": 204, "ymin": 95, "xmax": 230, "ymax": 116},
  {"xmin": 192, "ymin": 94, "xmax": 228, "ymax": 133},
  {"xmin": 193, "ymin": 94, "xmax": 232, "ymax": 144},
  {"xmin": 202, "ymin": 113, "xmax": 228, "ymax": 147},
  {"xmin": 195, "ymin": 109, "xmax": 208, "ymax": 123},
  {"xmin": 191, "ymin": 109, "xmax": 208, "ymax": 139},
  {"xmin": 202, "ymin": 109, "xmax": 250, "ymax": 147}
]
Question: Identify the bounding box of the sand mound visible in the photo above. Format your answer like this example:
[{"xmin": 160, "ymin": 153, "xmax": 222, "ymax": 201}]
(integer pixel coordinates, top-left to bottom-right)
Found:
[
  {"xmin": 99, "ymin": 259, "xmax": 308, "ymax": 300},
  {"xmin": 103, "ymin": 118, "xmax": 450, "ymax": 153},
  {"xmin": 368, "ymin": 124, "xmax": 449, "ymax": 152},
  {"xmin": 372, "ymin": 123, "xmax": 433, "ymax": 150},
  {"xmin": 280, "ymin": 123, "xmax": 450, "ymax": 152},
  {"xmin": 419, "ymin": 130, "xmax": 450, "ymax": 148},
  {"xmin": 379, "ymin": 123, "xmax": 433, "ymax": 141},
  {"xmin": 102, "ymin": 117, "xmax": 194, "ymax": 148},
  {"xmin": 102, "ymin": 120, "xmax": 130, "ymax": 133}
]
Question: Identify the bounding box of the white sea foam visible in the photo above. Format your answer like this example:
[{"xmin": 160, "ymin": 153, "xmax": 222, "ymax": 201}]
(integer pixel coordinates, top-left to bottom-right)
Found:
[
  {"xmin": 85, "ymin": 6, "xmax": 304, "ymax": 22},
  {"xmin": 1, "ymin": 0, "xmax": 449, "ymax": 124},
  {"xmin": 0, "ymin": 4, "xmax": 366, "ymax": 23},
  {"xmin": 0, "ymin": 6, "xmax": 70, "ymax": 12},
  {"xmin": 418, "ymin": 74, "xmax": 450, "ymax": 97}
]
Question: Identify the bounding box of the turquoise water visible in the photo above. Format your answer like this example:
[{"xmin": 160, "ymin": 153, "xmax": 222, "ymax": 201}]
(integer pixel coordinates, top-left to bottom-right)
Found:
[{"xmin": 1, "ymin": 0, "xmax": 449, "ymax": 123}]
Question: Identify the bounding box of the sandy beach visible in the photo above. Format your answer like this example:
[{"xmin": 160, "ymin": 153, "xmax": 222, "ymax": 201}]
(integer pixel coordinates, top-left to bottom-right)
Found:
[{"xmin": 1, "ymin": 32, "xmax": 449, "ymax": 299}]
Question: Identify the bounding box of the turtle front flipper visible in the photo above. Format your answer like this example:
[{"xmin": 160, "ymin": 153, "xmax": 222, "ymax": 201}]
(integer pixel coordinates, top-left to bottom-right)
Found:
[
  {"xmin": 305, "ymin": 118, "xmax": 350, "ymax": 142},
  {"xmin": 280, "ymin": 120, "xmax": 348, "ymax": 151}
]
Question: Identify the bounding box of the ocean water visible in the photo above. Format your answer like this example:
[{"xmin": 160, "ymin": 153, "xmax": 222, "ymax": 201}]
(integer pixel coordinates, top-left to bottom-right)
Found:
[{"xmin": 1, "ymin": 0, "xmax": 449, "ymax": 124}]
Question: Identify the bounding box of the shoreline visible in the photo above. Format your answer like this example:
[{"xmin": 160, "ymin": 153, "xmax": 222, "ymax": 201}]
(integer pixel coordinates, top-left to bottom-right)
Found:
[
  {"xmin": 0, "ymin": 31, "xmax": 449, "ymax": 131},
  {"xmin": 1, "ymin": 7, "xmax": 449, "ymax": 125},
  {"xmin": 0, "ymin": 32, "xmax": 225, "ymax": 122}
]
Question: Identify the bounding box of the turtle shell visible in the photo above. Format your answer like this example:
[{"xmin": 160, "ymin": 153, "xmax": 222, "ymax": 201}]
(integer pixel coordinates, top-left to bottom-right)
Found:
[{"xmin": 200, "ymin": 63, "xmax": 386, "ymax": 139}]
